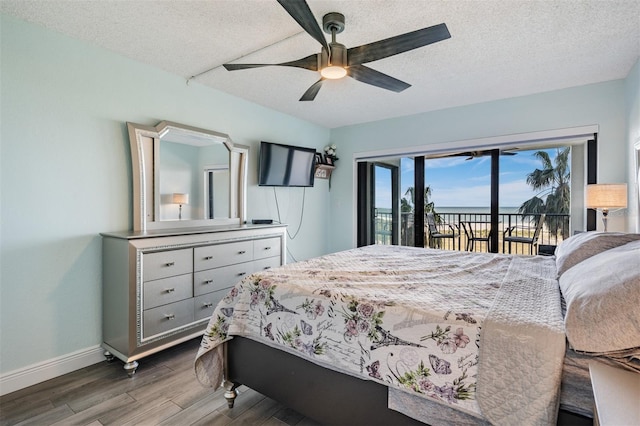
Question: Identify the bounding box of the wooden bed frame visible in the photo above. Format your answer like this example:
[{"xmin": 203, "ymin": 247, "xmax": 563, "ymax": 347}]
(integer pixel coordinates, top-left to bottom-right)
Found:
[{"xmin": 223, "ymin": 337, "xmax": 592, "ymax": 426}]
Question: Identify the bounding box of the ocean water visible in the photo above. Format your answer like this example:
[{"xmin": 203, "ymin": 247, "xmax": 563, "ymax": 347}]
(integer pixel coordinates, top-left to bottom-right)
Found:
[
  {"xmin": 378, "ymin": 207, "xmax": 520, "ymax": 214},
  {"xmin": 436, "ymin": 206, "xmax": 520, "ymax": 214}
]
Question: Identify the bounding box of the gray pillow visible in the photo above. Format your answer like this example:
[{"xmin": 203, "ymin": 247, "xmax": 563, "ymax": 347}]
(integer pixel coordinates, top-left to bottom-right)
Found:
[
  {"xmin": 559, "ymin": 240, "xmax": 640, "ymax": 353},
  {"xmin": 555, "ymin": 231, "xmax": 640, "ymax": 276}
]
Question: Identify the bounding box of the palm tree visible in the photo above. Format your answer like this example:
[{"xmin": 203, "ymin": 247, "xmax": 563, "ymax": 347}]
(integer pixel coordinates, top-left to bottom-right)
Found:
[
  {"xmin": 518, "ymin": 147, "xmax": 570, "ymax": 239},
  {"xmin": 403, "ymin": 185, "xmax": 445, "ymax": 248},
  {"xmin": 402, "ymin": 186, "xmax": 437, "ymax": 215}
]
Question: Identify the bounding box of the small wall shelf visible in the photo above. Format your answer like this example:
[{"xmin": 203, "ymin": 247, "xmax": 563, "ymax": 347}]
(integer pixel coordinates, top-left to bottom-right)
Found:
[{"xmin": 314, "ymin": 164, "xmax": 335, "ymax": 180}]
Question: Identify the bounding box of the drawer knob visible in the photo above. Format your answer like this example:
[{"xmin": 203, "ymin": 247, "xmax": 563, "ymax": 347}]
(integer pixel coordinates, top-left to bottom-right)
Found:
[
  {"xmin": 264, "ymin": 266, "xmax": 272, "ymax": 270},
  {"xmin": 238, "ymin": 272, "xmax": 246, "ymax": 276},
  {"xmin": 204, "ymin": 279, "xmax": 214, "ymax": 284},
  {"xmin": 165, "ymin": 288, "xmax": 175, "ymax": 293},
  {"xmin": 264, "ymin": 247, "xmax": 272, "ymax": 250},
  {"xmin": 165, "ymin": 262, "xmax": 175, "ymax": 267},
  {"xmin": 238, "ymin": 250, "xmax": 246, "ymax": 255},
  {"xmin": 165, "ymin": 314, "xmax": 176, "ymax": 320},
  {"xmin": 203, "ymin": 302, "xmax": 213, "ymax": 308},
  {"xmin": 204, "ymin": 256, "xmax": 213, "ymax": 260}
]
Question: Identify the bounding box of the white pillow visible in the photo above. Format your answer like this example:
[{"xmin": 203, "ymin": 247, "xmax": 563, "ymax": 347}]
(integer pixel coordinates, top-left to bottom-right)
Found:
[
  {"xmin": 555, "ymin": 231, "xmax": 640, "ymax": 276},
  {"xmin": 560, "ymin": 240, "xmax": 640, "ymax": 353}
]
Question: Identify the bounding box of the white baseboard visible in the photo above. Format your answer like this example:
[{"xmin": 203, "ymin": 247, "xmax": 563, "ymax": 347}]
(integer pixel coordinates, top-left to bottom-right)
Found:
[{"xmin": 0, "ymin": 345, "xmax": 106, "ymax": 396}]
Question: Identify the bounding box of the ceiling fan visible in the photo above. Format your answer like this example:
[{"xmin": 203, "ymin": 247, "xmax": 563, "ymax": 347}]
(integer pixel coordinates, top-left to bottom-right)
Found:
[
  {"xmin": 426, "ymin": 149, "xmax": 518, "ymax": 161},
  {"xmin": 223, "ymin": 0, "xmax": 451, "ymax": 101},
  {"xmin": 460, "ymin": 150, "xmax": 518, "ymax": 161}
]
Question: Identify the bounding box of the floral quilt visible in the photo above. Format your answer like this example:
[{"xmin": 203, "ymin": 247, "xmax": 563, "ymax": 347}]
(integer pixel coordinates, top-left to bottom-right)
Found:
[{"xmin": 194, "ymin": 245, "xmax": 564, "ymax": 424}]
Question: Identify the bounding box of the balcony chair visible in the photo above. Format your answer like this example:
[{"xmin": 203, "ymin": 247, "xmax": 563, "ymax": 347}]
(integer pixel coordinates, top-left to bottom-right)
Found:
[
  {"xmin": 426, "ymin": 213, "xmax": 457, "ymax": 250},
  {"xmin": 503, "ymin": 214, "xmax": 546, "ymax": 255},
  {"xmin": 461, "ymin": 222, "xmax": 490, "ymax": 252}
]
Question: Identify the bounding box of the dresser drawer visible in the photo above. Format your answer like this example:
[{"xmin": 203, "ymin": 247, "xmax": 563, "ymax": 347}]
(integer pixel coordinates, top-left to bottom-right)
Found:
[
  {"xmin": 254, "ymin": 237, "xmax": 281, "ymax": 260},
  {"xmin": 194, "ymin": 265, "xmax": 246, "ymax": 296},
  {"xmin": 142, "ymin": 298, "xmax": 194, "ymax": 338},
  {"xmin": 212, "ymin": 262, "xmax": 254, "ymax": 289},
  {"xmin": 194, "ymin": 240, "xmax": 253, "ymax": 271},
  {"xmin": 194, "ymin": 290, "xmax": 229, "ymax": 321},
  {"xmin": 253, "ymin": 256, "xmax": 281, "ymax": 273},
  {"xmin": 143, "ymin": 273, "xmax": 193, "ymax": 310},
  {"xmin": 142, "ymin": 248, "xmax": 193, "ymax": 281}
]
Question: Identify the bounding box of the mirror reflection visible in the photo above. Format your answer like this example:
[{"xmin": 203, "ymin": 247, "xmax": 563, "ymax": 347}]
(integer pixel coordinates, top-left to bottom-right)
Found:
[{"xmin": 158, "ymin": 137, "xmax": 230, "ymax": 221}]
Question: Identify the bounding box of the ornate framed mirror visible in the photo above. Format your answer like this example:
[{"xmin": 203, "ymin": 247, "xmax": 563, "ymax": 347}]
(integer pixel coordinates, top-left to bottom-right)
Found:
[{"xmin": 127, "ymin": 121, "xmax": 248, "ymax": 231}]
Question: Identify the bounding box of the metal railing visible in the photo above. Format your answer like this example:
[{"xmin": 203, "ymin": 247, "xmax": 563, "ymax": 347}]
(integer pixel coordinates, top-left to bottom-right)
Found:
[{"xmin": 375, "ymin": 211, "xmax": 570, "ymax": 255}]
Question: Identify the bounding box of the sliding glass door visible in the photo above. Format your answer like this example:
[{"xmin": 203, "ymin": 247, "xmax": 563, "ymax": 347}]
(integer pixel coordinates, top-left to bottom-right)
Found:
[
  {"xmin": 373, "ymin": 164, "xmax": 399, "ymax": 245},
  {"xmin": 357, "ymin": 162, "xmax": 399, "ymax": 246}
]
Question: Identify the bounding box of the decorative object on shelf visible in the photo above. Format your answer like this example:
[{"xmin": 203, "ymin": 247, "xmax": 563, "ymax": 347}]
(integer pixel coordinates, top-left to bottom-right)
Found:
[
  {"xmin": 316, "ymin": 145, "xmax": 338, "ymax": 187},
  {"xmin": 315, "ymin": 165, "xmax": 334, "ymax": 179},
  {"xmin": 323, "ymin": 144, "xmax": 338, "ymax": 164},
  {"xmin": 586, "ymin": 183, "xmax": 627, "ymax": 232},
  {"xmin": 172, "ymin": 193, "xmax": 189, "ymax": 220}
]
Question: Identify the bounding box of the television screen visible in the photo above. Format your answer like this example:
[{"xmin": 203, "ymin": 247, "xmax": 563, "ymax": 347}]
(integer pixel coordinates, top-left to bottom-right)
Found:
[{"xmin": 258, "ymin": 141, "xmax": 316, "ymax": 187}]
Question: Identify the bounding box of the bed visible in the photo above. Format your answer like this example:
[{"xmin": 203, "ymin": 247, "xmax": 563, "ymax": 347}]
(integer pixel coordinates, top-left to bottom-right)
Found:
[{"xmin": 194, "ymin": 232, "xmax": 640, "ymax": 425}]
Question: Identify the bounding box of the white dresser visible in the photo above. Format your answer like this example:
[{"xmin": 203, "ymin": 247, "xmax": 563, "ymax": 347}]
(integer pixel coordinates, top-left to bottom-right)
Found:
[{"xmin": 101, "ymin": 224, "xmax": 286, "ymax": 376}]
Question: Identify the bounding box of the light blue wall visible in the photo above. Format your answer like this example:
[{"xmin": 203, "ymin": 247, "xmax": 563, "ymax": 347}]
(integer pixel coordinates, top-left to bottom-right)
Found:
[
  {"xmin": 0, "ymin": 15, "xmax": 330, "ymax": 374},
  {"xmin": 329, "ymin": 80, "xmax": 630, "ymax": 253},
  {"xmin": 624, "ymin": 58, "xmax": 640, "ymax": 231}
]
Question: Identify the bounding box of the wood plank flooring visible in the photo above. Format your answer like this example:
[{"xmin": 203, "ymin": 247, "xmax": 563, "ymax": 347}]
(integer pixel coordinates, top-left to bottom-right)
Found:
[{"xmin": 0, "ymin": 338, "xmax": 320, "ymax": 426}]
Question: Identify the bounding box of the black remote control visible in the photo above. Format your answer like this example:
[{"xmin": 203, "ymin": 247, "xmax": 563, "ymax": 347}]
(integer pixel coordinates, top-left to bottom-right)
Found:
[{"xmin": 252, "ymin": 219, "xmax": 273, "ymax": 224}]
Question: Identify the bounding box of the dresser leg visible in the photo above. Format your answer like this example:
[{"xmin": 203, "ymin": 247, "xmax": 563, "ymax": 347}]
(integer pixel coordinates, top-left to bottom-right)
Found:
[
  {"xmin": 103, "ymin": 350, "xmax": 115, "ymax": 362},
  {"xmin": 124, "ymin": 361, "xmax": 139, "ymax": 377}
]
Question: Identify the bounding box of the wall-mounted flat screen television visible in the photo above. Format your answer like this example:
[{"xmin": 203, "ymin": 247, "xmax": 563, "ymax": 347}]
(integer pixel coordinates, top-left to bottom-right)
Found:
[{"xmin": 258, "ymin": 141, "xmax": 316, "ymax": 187}]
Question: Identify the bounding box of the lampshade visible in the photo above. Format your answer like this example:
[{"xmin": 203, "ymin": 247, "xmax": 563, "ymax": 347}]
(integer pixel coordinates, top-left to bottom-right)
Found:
[
  {"xmin": 585, "ymin": 184, "xmax": 627, "ymax": 209},
  {"xmin": 172, "ymin": 193, "xmax": 189, "ymax": 205}
]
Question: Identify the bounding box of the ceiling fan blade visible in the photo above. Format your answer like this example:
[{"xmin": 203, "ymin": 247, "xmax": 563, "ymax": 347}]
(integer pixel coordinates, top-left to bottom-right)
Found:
[
  {"xmin": 277, "ymin": 0, "xmax": 329, "ymax": 52},
  {"xmin": 347, "ymin": 65, "xmax": 411, "ymax": 93},
  {"xmin": 426, "ymin": 149, "xmax": 518, "ymax": 160},
  {"xmin": 224, "ymin": 54, "xmax": 318, "ymax": 72},
  {"xmin": 299, "ymin": 79, "xmax": 324, "ymax": 101},
  {"xmin": 454, "ymin": 149, "xmax": 520, "ymax": 159},
  {"xmin": 347, "ymin": 23, "xmax": 451, "ymax": 66}
]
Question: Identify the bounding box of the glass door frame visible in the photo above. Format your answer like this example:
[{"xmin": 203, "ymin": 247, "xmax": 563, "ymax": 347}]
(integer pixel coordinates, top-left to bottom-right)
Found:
[
  {"xmin": 356, "ymin": 161, "xmax": 399, "ymax": 246},
  {"xmin": 371, "ymin": 163, "xmax": 399, "ymax": 245}
]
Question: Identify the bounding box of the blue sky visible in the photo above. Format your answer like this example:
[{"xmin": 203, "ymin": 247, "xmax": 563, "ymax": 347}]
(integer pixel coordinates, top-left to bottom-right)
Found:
[{"xmin": 375, "ymin": 148, "xmax": 567, "ymax": 210}]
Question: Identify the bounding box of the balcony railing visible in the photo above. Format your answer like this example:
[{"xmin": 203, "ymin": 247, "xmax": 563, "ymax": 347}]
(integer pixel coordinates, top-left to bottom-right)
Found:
[{"xmin": 375, "ymin": 211, "xmax": 570, "ymax": 255}]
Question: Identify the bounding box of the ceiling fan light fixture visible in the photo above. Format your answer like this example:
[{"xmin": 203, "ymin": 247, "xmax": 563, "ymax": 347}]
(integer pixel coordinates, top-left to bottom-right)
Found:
[
  {"xmin": 321, "ymin": 65, "xmax": 347, "ymax": 79},
  {"xmin": 319, "ymin": 41, "xmax": 347, "ymax": 79}
]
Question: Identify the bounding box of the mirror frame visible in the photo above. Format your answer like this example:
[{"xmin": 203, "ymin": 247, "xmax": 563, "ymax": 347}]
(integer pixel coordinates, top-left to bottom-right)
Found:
[
  {"xmin": 127, "ymin": 121, "xmax": 248, "ymax": 232},
  {"xmin": 635, "ymin": 137, "xmax": 640, "ymax": 232}
]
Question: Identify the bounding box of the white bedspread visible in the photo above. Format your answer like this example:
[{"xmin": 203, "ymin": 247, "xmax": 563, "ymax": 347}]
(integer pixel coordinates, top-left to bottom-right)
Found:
[{"xmin": 194, "ymin": 245, "xmax": 564, "ymax": 425}]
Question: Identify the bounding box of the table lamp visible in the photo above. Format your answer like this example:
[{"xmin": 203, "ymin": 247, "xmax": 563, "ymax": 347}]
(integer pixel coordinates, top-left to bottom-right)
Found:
[
  {"xmin": 585, "ymin": 184, "xmax": 627, "ymax": 232},
  {"xmin": 172, "ymin": 193, "xmax": 189, "ymax": 220}
]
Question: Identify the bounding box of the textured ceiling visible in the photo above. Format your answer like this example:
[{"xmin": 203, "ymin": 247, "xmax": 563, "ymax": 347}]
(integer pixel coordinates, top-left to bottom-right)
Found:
[{"xmin": 2, "ymin": 0, "xmax": 639, "ymax": 128}]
